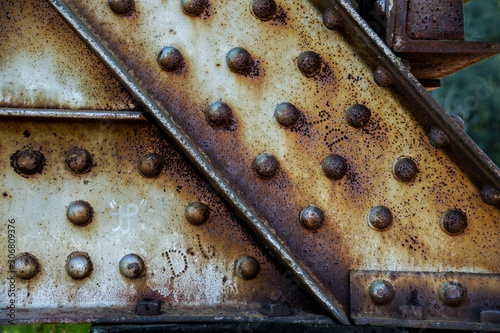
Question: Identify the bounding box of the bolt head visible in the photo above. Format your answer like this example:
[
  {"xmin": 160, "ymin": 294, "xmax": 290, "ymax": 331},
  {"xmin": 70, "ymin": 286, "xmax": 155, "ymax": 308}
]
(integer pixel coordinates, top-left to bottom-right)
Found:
[
  {"xmin": 181, "ymin": 0, "xmax": 207, "ymax": 16},
  {"xmin": 65, "ymin": 148, "xmax": 93, "ymax": 174},
  {"xmin": 235, "ymin": 255, "xmax": 260, "ymax": 280},
  {"xmin": 428, "ymin": 127, "xmax": 450, "ymax": 149},
  {"xmin": 119, "ymin": 254, "xmax": 145, "ymax": 278},
  {"xmin": 138, "ymin": 153, "xmax": 164, "ymax": 178},
  {"xmin": 322, "ymin": 154, "xmax": 347, "ymax": 180},
  {"xmin": 440, "ymin": 209, "xmax": 467, "ymax": 235},
  {"xmin": 206, "ymin": 101, "xmax": 232, "ymax": 127},
  {"xmin": 300, "ymin": 205, "xmax": 325, "ymax": 230},
  {"xmin": 451, "ymin": 114, "xmax": 465, "ymax": 130},
  {"xmin": 65, "ymin": 252, "xmax": 93, "ymax": 280},
  {"xmin": 251, "ymin": 0, "xmax": 277, "ymax": 21},
  {"xmin": 108, "ymin": 0, "xmax": 135, "ymax": 14},
  {"xmin": 67, "ymin": 200, "xmax": 93, "ymax": 226},
  {"xmin": 481, "ymin": 185, "xmax": 500, "ymax": 206},
  {"xmin": 345, "ymin": 104, "xmax": 371, "ymax": 128},
  {"xmin": 297, "ymin": 51, "xmax": 322, "ymax": 77},
  {"xmin": 392, "ymin": 157, "xmax": 418, "ymax": 182},
  {"xmin": 252, "ymin": 153, "xmax": 279, "ymax": 179},
  {"xmin": 439, "ymin": 281, "xmax": 465, "ymax": 306},
  {"xmin": 226, "ymin": 47, "xmax": 252, "ymax": 74},
  {"xmin": 369, "ymin": 280, "xmax": 395, "ymax": 305},
  {"xmin": 157, "ymin": 47, "xmax": 183, "ymax": 72},
  {"xmin": 322, "ymin": 8, "xmax": 342, "ymax": 30},
  {"xmin": 368, "ymin": 206, "xmax": 393, "ymax": 230},
  {"xmin": 185, "ymin": 202, "xmax": 210, "ymax": 226},
  {"xmin": 274, "ymin": 103, "xmax": 300, "ymax": 127},
  {"xmin": 373, "ymin": 66, "xmax": 394, "ymax": 87},
  {"xmin": 14, "ymin": 149, "xmax": 44, "ymax": 175},
  {"xmin": 14, "ymin": 253, "xmax": 40, "ymax": 280}
]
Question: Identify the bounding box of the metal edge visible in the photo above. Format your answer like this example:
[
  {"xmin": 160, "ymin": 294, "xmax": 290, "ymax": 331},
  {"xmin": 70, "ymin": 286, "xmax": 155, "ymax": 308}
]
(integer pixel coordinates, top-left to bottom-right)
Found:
[
  {"xmin": 352, "ymin": 317, "xmax": 497, "ymax": 332},
  {"xmin": 0, "ymin": 108, "xmax": 147, "ymax": 121}
]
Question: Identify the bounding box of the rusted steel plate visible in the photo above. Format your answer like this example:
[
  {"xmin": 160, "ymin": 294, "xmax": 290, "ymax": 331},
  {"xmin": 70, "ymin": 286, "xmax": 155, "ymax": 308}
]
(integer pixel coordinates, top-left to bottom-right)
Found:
[{"xmin": 350, "ymin": 271, "xmax": 500, "ymax": 331}]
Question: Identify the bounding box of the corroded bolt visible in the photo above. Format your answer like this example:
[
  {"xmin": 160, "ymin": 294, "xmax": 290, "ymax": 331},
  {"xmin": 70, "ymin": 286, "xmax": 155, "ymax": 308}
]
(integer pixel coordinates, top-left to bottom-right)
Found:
[
  {"xmin": 226, "ymin": 47, "xmax": 252, "ymax": 74},
  {"xmin": 181, "ymin": 0, "xmax": 207, "ymax": 16},
  {"xmin": 392, "ymin": 157, "xmax": 418, "ymax": 182},
  {"xmin": 185, "ymin": 202, "xmax": 210, "ymax": 225},
  {"xmin": 297, "ymin": 51, "xmax": 322, "ymax": 77},
  {"xmin": 14, "ymin": 149, "xmax": 44, "ymax": 175},
  {"xmin": 157, "ymin": 47, "xmax": 183, "ymax": 72},
  {"xmin": 322, "ymin": 8, "xmax": 342, "ymax": 30},
  {"xmin": 252, "ymin": 153, "xmax": 279, "ymax": 179},
  {"xmin": 374, "ymin": 67, "xmax": 394, "ymax": 87},
  {"xmin": 205, "ymin": 101, "xmax": 232, "ymax": 127},
  {"xmin": 440, "ymin": 209, "xmax": 467, "ymax": 235},
  {"xmin": 428, "ymin": 127, "xmax": 450, "ymax": 149},
  {"xmin": 119, "ymin": 254, "xmax": 145, "ymax": 278},
  {"xmin": 65, "ymin": 148, "xmax": 93, "ymax": 174},
  {"xmin": 300, "ymin": 205, "xmax": 324, "ymax": 230},
  {"xmin": 235, "ymin": 255, "xmax": 260, "ymax": 280},
  {"xmin": 138, "ymin": 153, "xmax": 164, "ymax": 178},
  {"xmin": 274, "ymin": 103, "xmax": 300, "ymax": 127},
  {"xmin": 369, "ymin": 280, "xmax": 395, "ymax": 305},
  {"xmin": 322, "ymin": 154, "xmax": 347, "ymax": 180},
  {"xmin": 108, "ymin": 0, "xmax": 135, "ymax": 14},
  {"xmin": 345, "ymin": 104, "xmax": 371, "ymax": 128},
  {"xmin": 251, "ymin": 0, "xmax": 277, "ymax": 21},
  {"xmin": 67, "ymin": 200, "xmax": 93, "ymax": 226},
  {"xmin": 439, "ymin": 281, "xmax": 465, "ymax": 306},
  {"xmin": 451, "ymin": 114, "xmax": 465, "ymax": 130},
  {"xmin": 367, "ymin": 206, "xmax": 393, "ymax": 230},
  {"xmin": 65, "ymin": 252, "xmax": 93, "ymax": 280},
  {"xmin": 481, "ymin": 185, "xmax": 500, "ymax": 206},
  {"xmin": 14, "ymin": 253, "xmax": 40, "ymax": 280}
]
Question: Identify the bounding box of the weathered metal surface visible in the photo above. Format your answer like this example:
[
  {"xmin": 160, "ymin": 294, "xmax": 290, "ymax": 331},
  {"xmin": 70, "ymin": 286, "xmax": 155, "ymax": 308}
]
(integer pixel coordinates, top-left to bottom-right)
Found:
[
  {"xmin": 0, "ymin": 109, "xmax": 147, "ymax": 122},
  {"xmin": 351, "ymin": 271, "xmax": 500, "ymax": 331}
]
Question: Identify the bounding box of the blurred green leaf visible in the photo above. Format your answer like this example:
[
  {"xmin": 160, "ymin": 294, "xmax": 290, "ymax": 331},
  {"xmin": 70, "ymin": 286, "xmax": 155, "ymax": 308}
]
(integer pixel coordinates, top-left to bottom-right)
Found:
[{"xmin": 0, "ymin": 324, "xmax": 91, "ymax": 333}]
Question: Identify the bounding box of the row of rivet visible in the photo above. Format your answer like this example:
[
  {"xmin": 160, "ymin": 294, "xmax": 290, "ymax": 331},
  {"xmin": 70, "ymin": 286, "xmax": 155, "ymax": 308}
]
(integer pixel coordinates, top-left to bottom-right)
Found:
[{"xmin": 11, "ymin": 148, "xmax": 92, "ymax": 176}]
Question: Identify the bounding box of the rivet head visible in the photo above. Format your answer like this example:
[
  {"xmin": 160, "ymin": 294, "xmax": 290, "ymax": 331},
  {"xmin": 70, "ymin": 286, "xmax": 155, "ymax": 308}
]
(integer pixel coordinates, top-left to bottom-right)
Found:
[
  {"xmin": 428, "ymin": 127, "xmax": 450, "ymax": 149},
  {"xmin": 235, "ymin": 255, "xmax": 260, "ymax": 280},
  {"xmin": 251, "ymin": 0, "xmax": 277, "ymax": 21},
  {"xmin": 252, "ymin": 153, "xmax": 279, "ymax": 179},
  {"xmin": 65, "ymin": 148, "xmax": 93, "ymax": 174},
  {"xmin": 481, "ymin": 185, "xmax": 500, "ymax": 206},
  {"xmin": 374, "ymin": 66, "xmax": 394, "ymax": 87},
  {"xmin": 185, "ymin": 202, "xmax": 210, "ymax": 225},
  {"xmin": 65, "ymin": 252, "xmax": 93, "ymax": 280},
  {"xmin": 181, "ymin": 0, "xmax": 207, "ymax": 16},
  {"xmin": 451, "ymin": 114, "xmax": 465, "ymax": 130},
  {"xmin": 322, "ymin": 8, "xmax": 342, "ymax": 30},
  {"xmin": 14, "ymin": 149, "xmax": 45, "ymax": 175},
  {"xmin": 322, "ymin": 154, "xmax": 347, "ymax": 180},
  {"xmin": 367, "ymin": 206, "xmax": 393, "ymax": 230},
  {"xmin": 226, "ymin": 47, "xmax": 252, "ymax": 74},
  {"xmin": 439, "ymin": 281, "xmax": 465, "ymax": 306},
  {"xmin": 67, "ymin": 200, "xmax": 93, "ymax": 226},
  {"xmin": 300, "ymin": 205, "xmax": 324, "ymax": 230},
  {"xmin": 108, "ymin": 0, "xmax": 134, "ymax": 14},
  {"xmin": 297, "ymin": 51, "xmax": 322, "ymax": 77},
  {"xmin": 138, "ymin": 153, "xmax": 164, "ymax": 178},
  {"xmin": 157, "ymin": 47, "xmax": 183, "ymax": 72},
  {"xmin": 14, "ymin": 253, "xmax": 40, "ymax": 280},
  {"xmin": 392, "ymin": 157, "xmax": 418, "ymax": 182},
  {"xmin": 274, "ymin": 103, "xmax": 300, "ymax": 127},
  {"xmin": 345, "ymin": 104, "xmax": 371, "ymax": 128},
  {"xmin": 369, "ymin": 280, "xmax": 395, "ymax": 305},
  {"xmin": 440, "ymin": 209, "xmax": 467, "ymax": 235},
  {"xmin": 206, "ymin": 101, "xmax": 232, "ymax": 127},
  {"xmin": 119, "ymin": 254, "xmax": 145, "ymax": 279}
]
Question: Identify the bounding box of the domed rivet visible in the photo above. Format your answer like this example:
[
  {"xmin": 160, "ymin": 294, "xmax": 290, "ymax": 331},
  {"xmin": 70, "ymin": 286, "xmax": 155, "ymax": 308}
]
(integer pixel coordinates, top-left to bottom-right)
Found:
[
  {"xmin": 428, "ymin": 127, "xmax": 450, "ymax": 149},
  {"xmin": 369, "ymin": 280, "xmax": 395, "ymax": 305},
  {"xmin": 481, "ymin": 185, "xmax": 500, "ymax": 206},
  {"xmin": 367, "ymin": 206, "xmax": 393, "ymax": 231},
  {"xmin": 235, "ymin": 255, "xmax": 260, "ymax": 280},
  {"xmin": 297, "ymin": 51, "xmax": 322, "ymax": 77},
  {"xmin": 451, "ymin": 114, "xmax": 465, "ymax": 130},
  {"xmin": 138, "ymin": 153, "xmax": 164, "ymax": 178},
  {"xmin": 14, "ymin": 253, "xmax": 40, "ymax": 280},
  {"xmin": 13, "ymin": 149, "xmax": 45, "ymax": 175},
  {"xmin": 226, "ymin": 47, "xmax": 252, "ymax": 74},
  {"xmin": 108, "ymin": 0, "xmax": 135, "ymax": 14},
  {"xmin": 274, "ymin": 103, "xmax": 300, "ymax": 127},
  {"xmin": 440, "ymin": 209, "xmax": 467, "ymax": 235},
  {"xmin": 206, "ymin": 101, "xmax": 232, "ymax": 127},
  {"xmin": 181, "ymin": 0, "xmax": 207, "ymax": 16},
  {"xmin": 252, "ymin": 153, "xmax": 279, "ymax": 179},
  {"xmin": 322, "ymin": 8, "xmax": 342, "ymax": 30},
  {"xmin": 439, "ymin": 281, "xmax": 465, "ymax": 306},
  {"xmin": 251, "ymin": 0, "xmax": 277, "ymax": 21},
  {"xmin": 392, "ymin": 157, "xmax": 418, "ymax": 182},
  {"xmin": 185, "ymin": 202, "xmax": 210, "ymax": 225},
  {"xmin": 65, "ymin": 252, "xmax": 93, "ymax": 280},
  {"xmin": 374, "ymin": 66, "xmax": 394, "ymax": 87},
  {"xmin": 157, "ymin": 47, "xmax": 183, "ymax": 72},
  {"xmin": 119, "ymin": 254, "xmax": 145, "ymax": 279},
  {"xmin": 345, "ymin": 104, "xmax": 371, "ymax": 128},
  {"xmin": 300, "ymin": 205, "xmax": 324, "ymax": 230},
  {"xmin": 322, "ymin": 154, "xmax": 347, "ymax": 180},
  {"xmin": 67, "ymin": 200, "xmax": 93, "ymax": 226},
  {"xmin": 65, "ymin": 148, "xmax": 93, "ymax": 174}
]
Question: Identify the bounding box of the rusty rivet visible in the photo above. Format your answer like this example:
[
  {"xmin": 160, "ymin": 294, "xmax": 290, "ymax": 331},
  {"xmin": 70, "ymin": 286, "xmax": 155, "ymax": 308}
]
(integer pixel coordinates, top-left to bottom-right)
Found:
[
  {"xmin": 252, "ymin": 153, "xmax": 279, "ymax": 179},
  {"xmin": 439, "ymin": 281, "xmax": 465, "ymax": 306},
  {"xmin": 322, "ymin": 8, "xmax": 342, "ymax": 30},
  {"xmin": 451, "ymin": 114, "xmax": 465, "ymax": 130},
  {"xmin": 14, "ymin": 253, "xmax": 40, "ymax": 280},
  {"xmin": 108, "ymin": 0, "xmax": 135, "ymax": 14},
  {"xmin": 235, "ymin": 255, "xmax": 260, "ymax": 280},
  {"xmin": 274, "ymin": 103, "xmax": 300, "ymax": 127},
  {"xmin": 119, "ymin": 254, "xmax": 145, "ymax": 279},
  {"xmin": 392, "ymin": 157, "xmax": 418, "ymax": 182},
  {"xmin": 440, "ymin": 209, "xmax": 467, "ymax": 235},
  {"xmin": 251, "ymin": 0, "xmax": 277, "ymax": 21},
  {"xmin": 322, "ymin": 154, "xmax": 347, "ymax": 180},
  {"xmin": 65, "ymin": 148, "xmax": 93, "ymax": 174},
  {"xmin": 65, "ymin": 252, "xmax": 93, "ymax": 280},
  {"xmin": 206, "ymin": 101, "xmax": 232, "ymax": 127},
  {"xmin": 138, "ymin": 153, "xmax": 164, "ymax": 178},
  {"xmin": 428, "ymin": 127, "xmax": 450, "ymax": 149},
  {"xmin": 14, "ymin": 149, "xmax": 44, "ymax": 175},
  {"xmin": 181, "ymin": 0, "xmax": 207, "ymax": 16},
  {"xmin": 374, "ymin": 67, "xmax": 395, "ymax": 87},
  {"xmin": 297, "ymin": 51, "xmax": 322, "ymax": 77},
  {"xmin": 185, "ymin": 202, "xmax": 210, "ymax": 226},
  {"xmin": 157, "ymin": 47, "xmax": 183, "ymax": 72},
  {"xmin": 367, "ymin": 206, "xmax": 393, "ymax": 230},
  {"xmin": 226, "ymin": 47, "xmax": 252, "ymax": 74},
  {"xmin": 481, "ymin": 185, "xmax": 500, "ymax": 206},
  {"xmin": 67, "ymin": 200, "xmax": 93, "ymax": 226},
  {"xmin": 369, "ymin": 280, "xmax": 395, "ymax": 305},
  {"xmin": 300, "ymin": 205, "xmax": 325, "ymax": 230},
  {"xmin": 345, "ymin": 104, "xmax": 371, "ymax": 128}
]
